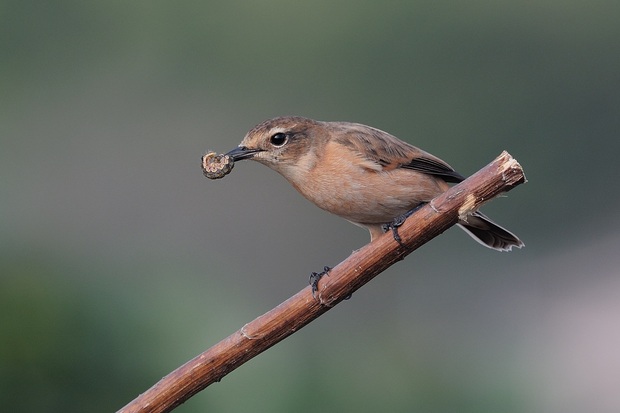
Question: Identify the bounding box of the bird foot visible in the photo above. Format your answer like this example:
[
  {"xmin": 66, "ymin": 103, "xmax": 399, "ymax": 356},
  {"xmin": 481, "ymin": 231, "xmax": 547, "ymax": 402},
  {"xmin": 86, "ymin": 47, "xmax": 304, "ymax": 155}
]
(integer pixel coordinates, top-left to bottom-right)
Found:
[
  {"xmin": 309, "ymin": 266, "xmax": 331, "ymax": 298},
  {"xmin": 381, "ymin": 203, "xmax": 427, "ymax": 246}
]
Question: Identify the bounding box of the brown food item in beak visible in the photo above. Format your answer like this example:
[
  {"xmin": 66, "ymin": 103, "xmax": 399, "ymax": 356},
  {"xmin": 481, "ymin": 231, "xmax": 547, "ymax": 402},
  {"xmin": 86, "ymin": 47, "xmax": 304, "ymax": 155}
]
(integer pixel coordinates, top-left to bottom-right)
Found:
[{"xmin": 202, "ymin": 151, "xmax": 234, "ymax": 179}]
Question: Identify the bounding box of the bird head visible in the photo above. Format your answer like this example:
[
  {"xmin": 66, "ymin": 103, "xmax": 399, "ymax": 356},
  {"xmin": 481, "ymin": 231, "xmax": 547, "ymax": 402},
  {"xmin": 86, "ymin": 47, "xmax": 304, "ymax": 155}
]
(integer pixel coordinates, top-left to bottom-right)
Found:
[{"xmin": 225, "ymin": 116, "xmax": 322, "ymax": 174}]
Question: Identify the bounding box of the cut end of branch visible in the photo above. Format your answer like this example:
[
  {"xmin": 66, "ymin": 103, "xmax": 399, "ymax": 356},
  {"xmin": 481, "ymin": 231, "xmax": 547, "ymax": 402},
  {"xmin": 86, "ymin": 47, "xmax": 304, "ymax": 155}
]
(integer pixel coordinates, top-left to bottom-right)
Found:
[{"xmin": 498, "ymin": 150, "xmax": 527, "ymax": 186}]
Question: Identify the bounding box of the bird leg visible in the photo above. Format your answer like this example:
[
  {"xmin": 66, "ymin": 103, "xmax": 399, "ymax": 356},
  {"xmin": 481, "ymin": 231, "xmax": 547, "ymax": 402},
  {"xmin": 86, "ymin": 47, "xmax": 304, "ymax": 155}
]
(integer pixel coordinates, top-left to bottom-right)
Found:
[{"xmin": 382, "ymin": 202, "xmax": 427, "ymax": 246}]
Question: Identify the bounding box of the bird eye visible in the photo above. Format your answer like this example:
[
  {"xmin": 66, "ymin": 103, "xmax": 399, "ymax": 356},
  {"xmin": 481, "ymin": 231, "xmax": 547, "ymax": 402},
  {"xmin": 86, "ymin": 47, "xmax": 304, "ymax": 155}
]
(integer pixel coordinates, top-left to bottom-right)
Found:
[{"xmin": 269, "ymin": 132, "xmax": 288, "ymax": 147}]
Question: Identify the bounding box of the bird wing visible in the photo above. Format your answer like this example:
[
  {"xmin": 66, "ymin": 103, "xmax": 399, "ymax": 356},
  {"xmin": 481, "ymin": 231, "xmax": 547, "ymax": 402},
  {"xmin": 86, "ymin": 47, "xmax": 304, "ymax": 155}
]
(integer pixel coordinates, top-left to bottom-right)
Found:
[{"xmin": 334, "ymin": 122, "xmax": 465, "ymax": 183}]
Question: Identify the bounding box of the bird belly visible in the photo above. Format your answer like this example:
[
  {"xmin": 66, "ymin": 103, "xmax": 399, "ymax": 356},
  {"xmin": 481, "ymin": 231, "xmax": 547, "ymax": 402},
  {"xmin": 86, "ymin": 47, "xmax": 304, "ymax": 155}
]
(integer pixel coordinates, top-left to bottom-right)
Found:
[{"xmin": 290, "ymin": 167, "xmax": 447, "ymax": 225}]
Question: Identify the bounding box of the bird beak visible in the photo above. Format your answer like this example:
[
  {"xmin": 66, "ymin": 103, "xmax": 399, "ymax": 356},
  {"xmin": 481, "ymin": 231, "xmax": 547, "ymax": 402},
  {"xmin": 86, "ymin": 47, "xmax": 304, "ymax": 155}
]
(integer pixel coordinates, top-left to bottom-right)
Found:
[{"xmin": 225, "ymin": 146, "xmax": 263, "ymax": 161}]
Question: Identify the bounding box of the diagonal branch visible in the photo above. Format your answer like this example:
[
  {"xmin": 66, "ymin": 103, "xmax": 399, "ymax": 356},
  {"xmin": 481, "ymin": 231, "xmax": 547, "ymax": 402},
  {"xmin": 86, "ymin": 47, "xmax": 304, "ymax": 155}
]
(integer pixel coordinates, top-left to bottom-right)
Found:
[{"xmin": 118, "ymin": 151, "xmax": 526, "ymax": 413}]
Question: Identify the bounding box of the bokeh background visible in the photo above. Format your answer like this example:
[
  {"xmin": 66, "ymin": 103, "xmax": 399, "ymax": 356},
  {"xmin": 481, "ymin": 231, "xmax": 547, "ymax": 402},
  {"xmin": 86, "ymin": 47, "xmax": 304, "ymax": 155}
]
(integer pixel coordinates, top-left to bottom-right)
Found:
[{"xmin": 2, "ymin": 1, "xmax": 619, "ymax": 412}]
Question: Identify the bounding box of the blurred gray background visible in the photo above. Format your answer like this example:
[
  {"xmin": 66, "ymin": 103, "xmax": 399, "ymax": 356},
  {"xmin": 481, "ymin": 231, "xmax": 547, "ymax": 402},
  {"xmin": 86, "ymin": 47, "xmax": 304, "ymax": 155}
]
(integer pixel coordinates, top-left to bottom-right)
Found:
[{"xmin": 2, "ymin": 1, "xmax": 619, "ymax": 412}]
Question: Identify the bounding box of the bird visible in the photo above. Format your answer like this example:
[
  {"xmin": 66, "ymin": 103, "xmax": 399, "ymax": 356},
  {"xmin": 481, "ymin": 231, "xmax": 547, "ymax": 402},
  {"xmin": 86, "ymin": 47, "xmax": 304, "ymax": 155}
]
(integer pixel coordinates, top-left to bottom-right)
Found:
[{"xmin": 223, "ymin": 116, "xmax": 523, "ymax": 251}]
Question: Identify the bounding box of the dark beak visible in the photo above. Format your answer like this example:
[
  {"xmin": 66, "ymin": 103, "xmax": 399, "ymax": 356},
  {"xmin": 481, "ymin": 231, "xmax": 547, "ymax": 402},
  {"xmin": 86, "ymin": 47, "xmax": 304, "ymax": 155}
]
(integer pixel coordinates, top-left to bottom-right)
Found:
[{"xmin": 225, "ymin": 146, "xmax": 263, "ymax": 161}]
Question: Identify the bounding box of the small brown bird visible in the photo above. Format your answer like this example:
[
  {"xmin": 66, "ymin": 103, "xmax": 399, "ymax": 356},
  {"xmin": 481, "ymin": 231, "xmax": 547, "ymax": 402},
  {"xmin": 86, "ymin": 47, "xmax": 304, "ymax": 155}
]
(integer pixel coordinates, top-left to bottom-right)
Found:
[{"xmin": 224, "ymin": 116, "xmax": 523, "ymax": 251}]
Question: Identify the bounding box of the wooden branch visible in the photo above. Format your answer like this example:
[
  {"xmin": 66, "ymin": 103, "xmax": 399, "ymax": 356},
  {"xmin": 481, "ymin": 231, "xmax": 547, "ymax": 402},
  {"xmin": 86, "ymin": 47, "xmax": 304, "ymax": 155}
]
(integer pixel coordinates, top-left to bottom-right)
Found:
[{"xmin": 117, "ymin": 151, "xmax": 526, "ymax": 413}]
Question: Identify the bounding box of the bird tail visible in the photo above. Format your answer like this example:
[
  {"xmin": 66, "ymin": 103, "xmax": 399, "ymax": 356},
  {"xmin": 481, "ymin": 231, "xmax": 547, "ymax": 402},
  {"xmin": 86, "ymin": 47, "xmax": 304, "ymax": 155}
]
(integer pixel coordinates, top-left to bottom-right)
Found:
[{"xmin": 458, "ymin": 211, "xmax": 524, "ymax": 252}]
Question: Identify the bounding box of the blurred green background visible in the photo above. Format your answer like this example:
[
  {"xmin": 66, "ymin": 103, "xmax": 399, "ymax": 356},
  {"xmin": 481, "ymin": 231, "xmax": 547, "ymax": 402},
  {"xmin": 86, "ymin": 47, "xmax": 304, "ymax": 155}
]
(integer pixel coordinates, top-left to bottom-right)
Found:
[{"xmin": 2, "ymin": 1, "xmax": 619, "ymax": 412}]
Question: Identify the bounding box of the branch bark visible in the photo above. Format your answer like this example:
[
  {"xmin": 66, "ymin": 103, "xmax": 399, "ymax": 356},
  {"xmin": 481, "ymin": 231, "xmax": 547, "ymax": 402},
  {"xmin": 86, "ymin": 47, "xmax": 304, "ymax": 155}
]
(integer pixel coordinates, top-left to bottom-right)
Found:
[{"xmin": 118, "ymin": 151, "xmax": 526, "ymax": 413}]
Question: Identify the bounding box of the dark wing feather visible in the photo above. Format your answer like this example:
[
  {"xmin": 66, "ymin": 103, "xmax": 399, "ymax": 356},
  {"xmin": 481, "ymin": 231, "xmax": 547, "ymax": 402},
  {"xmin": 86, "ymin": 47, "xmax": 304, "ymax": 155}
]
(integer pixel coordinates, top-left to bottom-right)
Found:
[{"xmin": 401, "ymin": 157, "xmax": 465, "ymax": 183}]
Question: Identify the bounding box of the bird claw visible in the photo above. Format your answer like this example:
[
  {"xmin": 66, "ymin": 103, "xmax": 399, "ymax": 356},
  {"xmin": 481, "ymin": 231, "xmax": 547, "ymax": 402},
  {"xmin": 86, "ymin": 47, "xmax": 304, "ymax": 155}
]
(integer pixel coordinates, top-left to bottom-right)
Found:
[
  {"xmin": 381, "ymin": 203, "xmax": 427, "ymax": 246},
  {"xmin": 309, "ymin": 266, "xmax": 331, "ymax": 298}
]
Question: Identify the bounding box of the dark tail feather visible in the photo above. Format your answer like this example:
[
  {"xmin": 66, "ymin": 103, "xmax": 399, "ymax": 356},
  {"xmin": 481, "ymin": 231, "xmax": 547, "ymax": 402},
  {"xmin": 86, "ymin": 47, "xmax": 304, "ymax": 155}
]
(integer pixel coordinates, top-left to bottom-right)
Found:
[{"xmin": 458, "ymin": 211, "xmax": 524, "ymax": 252}]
